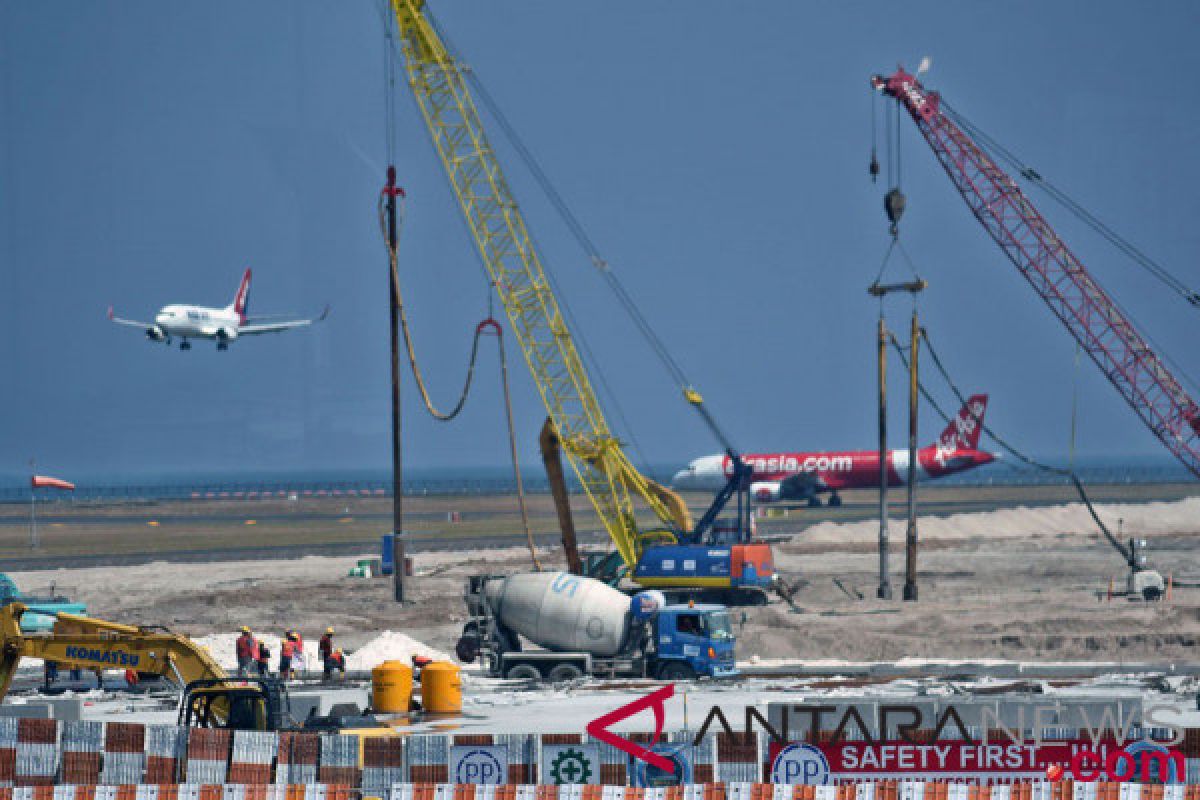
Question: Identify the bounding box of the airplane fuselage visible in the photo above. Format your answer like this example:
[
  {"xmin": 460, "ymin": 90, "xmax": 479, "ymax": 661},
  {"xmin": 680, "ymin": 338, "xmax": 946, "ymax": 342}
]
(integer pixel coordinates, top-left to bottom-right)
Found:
[
  {"xmin": 152, "ymin": 304, "xmax": 241, "ymax": 341},
  {"xmin": 673, "ymin": 447, "xmax": 995, "ymax": 496}
]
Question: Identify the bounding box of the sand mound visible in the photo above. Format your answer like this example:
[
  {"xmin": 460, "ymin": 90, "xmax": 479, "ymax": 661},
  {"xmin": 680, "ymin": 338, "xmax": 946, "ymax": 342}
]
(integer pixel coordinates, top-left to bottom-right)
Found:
[
  {"xmin": 793, "ymin": 496, "xmax": 1200, "ymax": 545},
  {"xmin": 344, "ymin": 630, "xmax": 453, "ymax": 671},
  {"xmin": 195, "ymin": 630, "xmax": 452, "ymax": 672}
]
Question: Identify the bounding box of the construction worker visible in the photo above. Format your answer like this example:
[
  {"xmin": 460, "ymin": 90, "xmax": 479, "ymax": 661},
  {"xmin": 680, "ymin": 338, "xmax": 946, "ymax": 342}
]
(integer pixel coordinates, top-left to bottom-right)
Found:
[
  {"xmin": 235, "ymin": 626, "xmax": 258, "ymax": 678},
  {"xmin": 319, "ymin": 627, "xmax": 335, "ymax": 680},
  {"xmin": 291, "ymin": 630, "xmax": 305, "ymax": 673},
  {"xmin": 255, "ymin": 641, "xmax": 270, "ymax": 677},
  {"xmin": 279, "ymin": 632, "xmax": 295, "ymax": 680},
  {"xmin": 327, "ymin": 648, "xmax": 346, "ymax": 680},
  {"xmin": 43, "ymin": 660, "xmax": 58, "ymax": 688}
]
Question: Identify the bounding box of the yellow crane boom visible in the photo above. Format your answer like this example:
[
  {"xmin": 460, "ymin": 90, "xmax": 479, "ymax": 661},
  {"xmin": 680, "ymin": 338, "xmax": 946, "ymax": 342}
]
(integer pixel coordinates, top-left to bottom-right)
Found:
[{"xmin": 388, "ymin": 0, "xmax": 690, "ymax": 571}]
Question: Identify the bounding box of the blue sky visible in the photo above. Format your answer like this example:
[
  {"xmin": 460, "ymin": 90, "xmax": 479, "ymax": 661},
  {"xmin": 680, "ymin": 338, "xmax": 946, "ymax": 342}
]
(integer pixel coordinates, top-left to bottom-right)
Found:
[{"xmin": 2, "ymin": 1, "xmax": 1198, "ymax": 477}]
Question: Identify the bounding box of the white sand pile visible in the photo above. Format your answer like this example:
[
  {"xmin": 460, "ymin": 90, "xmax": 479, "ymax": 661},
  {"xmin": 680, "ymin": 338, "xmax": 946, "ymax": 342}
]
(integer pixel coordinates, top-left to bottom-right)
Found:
[
  {"xmin": 344, "ymin": 631, "xmax": 453, "ymax": 671},
  {"xmin": 794, "ymin": 496, "xmax": 1200, "ymax": 545},
  {"xmin": 195, "ymin": 630, "xmax": 452, "ymax": 673},
  {"xmin": 194, "ymin": 633, "xmax": 313, "ymax": 671}
]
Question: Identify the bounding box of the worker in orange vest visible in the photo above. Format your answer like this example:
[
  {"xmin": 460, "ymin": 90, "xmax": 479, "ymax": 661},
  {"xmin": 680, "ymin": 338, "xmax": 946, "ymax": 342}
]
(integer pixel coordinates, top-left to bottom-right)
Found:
[
  {"xmin": 235, "ymin": 626, "xmax": 258, "ymax": 678},
  {"xmin": 279, "ymin": 633, "xmax": 295, "ymax": 680},
  {"xmin": 327, "ymin": 648, "xmax": 346, "ymax": 679}
]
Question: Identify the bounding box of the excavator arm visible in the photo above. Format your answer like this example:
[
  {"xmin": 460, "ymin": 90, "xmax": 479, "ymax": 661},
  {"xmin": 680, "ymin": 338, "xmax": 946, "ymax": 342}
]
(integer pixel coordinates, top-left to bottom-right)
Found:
[{"xmin": 0, "ymin": 603, "xmax": 227, "ymax": 701}]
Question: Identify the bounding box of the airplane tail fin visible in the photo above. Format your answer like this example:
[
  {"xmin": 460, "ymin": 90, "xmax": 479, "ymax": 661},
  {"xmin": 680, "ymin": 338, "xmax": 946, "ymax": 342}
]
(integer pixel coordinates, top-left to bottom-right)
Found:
[
  {"xmin": 934, "ymin": 394, "xmax": 988, "ymax": 452},
  {"xmin": 228, "ymin": 268, "xmax": 251, "ymax": 324}
]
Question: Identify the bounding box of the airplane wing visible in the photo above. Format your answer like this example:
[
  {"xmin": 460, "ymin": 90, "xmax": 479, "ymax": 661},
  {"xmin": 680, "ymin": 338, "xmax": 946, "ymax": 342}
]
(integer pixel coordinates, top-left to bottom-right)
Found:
[
  {"xmin": 238, "ymin": 305, "xmax": 330, "ymax": 336},
  {"xmin": 107, "ymin": 306, "xmax": 153, "ymax": 329}
]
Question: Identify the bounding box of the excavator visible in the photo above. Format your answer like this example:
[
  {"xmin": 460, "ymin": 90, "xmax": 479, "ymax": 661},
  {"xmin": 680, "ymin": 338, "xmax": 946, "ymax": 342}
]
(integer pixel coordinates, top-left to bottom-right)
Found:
[
  {"xmin": 0, "ymin": 604, "xmax": 379, "ymax": 733},
  {"xmin": 385, "ymin": 1, "xmax": 777, "ymax": 605}
]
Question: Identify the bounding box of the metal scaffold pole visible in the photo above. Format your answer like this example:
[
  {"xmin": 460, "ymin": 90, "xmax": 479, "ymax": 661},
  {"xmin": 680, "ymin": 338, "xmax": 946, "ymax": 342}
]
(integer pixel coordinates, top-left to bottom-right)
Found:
[
  {"xmin": 385, "ymin": 166, "xmax": 405, "ymax": 603},
  {"xmin": 903, "ymin": 309, "xmax": 921, "ymax": 601},
  {"xmin": 875, "ymin": 317, "xmax": 892, "ymax": 600},
  {"xmin": 868, "ymin": 279, "xmax": 925, "ymax": 601}
]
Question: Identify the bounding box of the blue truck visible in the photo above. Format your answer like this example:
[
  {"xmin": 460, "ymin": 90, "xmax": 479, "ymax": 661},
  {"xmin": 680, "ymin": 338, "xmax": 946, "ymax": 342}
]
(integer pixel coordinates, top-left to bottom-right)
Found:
[{"xmin": 456, "ymin": 571, "xmax": 738, "ymax": 681}]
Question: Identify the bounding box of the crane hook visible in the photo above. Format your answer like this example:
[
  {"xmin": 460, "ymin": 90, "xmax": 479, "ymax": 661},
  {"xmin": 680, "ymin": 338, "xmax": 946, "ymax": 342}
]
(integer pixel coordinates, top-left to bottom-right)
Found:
[
  {"xmin": 884, "ymin": 187, "xmax": 907, "ymax": 235},
  {"xmin": 869, "ymin": 149, "xmax": 880, "ymax": 184}
]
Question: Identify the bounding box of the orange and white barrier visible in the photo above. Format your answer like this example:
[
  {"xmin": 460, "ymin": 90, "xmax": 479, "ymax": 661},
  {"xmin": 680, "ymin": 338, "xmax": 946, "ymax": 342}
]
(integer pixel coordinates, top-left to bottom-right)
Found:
[{"xmin": 383, "ymin": 785, "xmax": 1200, "ymax": 800}]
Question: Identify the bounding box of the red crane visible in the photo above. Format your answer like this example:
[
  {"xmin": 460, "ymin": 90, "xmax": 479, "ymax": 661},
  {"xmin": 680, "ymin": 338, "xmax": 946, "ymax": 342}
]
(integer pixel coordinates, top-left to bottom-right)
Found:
[{"xmin": 872, "ymin": 68, "xmax": 1200, "ymax": 480}]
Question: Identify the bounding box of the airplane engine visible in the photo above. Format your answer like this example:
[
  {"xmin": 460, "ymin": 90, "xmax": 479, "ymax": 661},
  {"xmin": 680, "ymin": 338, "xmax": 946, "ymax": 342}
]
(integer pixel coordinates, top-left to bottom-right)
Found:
[
  {"xmin": 145, "ymin": 326, "xmax": 167, "ymax": 342},
  {"xmin": 751, "ymin": 474, "xmax": 820, "ymax": 504},
  {"xmin": 750, "ymin": 481, "xmax": 782, "ymax": 503}
]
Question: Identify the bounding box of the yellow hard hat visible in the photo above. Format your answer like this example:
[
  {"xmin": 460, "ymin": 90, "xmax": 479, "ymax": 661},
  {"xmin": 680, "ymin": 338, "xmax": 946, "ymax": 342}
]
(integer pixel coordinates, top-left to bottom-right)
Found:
[
  {"xmin": 240, "ymin": 626, "xmax": 250, "ymax": 633},
  {"xmin": 326, "ymin": 627, "xmax": 334, "ymax": 635}
]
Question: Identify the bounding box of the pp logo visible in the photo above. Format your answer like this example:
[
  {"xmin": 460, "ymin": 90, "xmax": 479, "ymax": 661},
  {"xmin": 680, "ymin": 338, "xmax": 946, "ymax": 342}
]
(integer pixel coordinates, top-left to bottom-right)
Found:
[
  {"xmin": 451, "ymin": 746, "xmax": 507, "ymax": 786},
  {"xmin": 771, "ymin": 744, "xmax": 830, "ymax": 786}
]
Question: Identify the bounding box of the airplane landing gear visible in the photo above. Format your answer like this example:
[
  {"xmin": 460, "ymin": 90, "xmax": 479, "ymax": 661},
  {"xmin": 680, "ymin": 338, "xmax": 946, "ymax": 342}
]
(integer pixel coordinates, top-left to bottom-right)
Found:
[
  {"xmin": 828, "ymin": 493, "xmax": 843, "ymax": 508},
  {"xmin": 216, "ymin": 341, "xmax": 228, "ymax": 351},
  {"xmin": 180, "ymin": 340, "xmax": 191, "ymax": 351}
]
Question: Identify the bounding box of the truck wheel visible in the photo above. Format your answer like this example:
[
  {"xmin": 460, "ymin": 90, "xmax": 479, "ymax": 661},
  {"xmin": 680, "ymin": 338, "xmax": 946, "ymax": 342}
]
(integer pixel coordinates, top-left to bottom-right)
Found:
[
  {"xmin": 455, "ymin": 635, "xmax": 480, "ymax": 663},
  {"xmin": 505, "ymin": 664, "xmax": 542, "ymax": 682},
  {"xmin": 658, "ymin": 662, "xmax": 696, "ymax": 681},
  {"xmin": 547, "ymin": 663, "xmax": 583, "ymax": 683}
]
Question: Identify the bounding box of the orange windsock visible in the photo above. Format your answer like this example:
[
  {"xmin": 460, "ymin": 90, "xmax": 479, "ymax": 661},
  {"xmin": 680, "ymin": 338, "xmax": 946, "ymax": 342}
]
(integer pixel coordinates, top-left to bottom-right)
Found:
[{"xmin": 31, "ymin": 475, "xmax": 74, "ymax": 491}]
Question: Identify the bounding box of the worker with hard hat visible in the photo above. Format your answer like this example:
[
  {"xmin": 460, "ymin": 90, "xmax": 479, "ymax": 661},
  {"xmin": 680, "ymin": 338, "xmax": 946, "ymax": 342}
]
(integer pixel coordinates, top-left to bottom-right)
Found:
[
  {"xmin": 235, "ymin": 626, "xmax": 258, "ymax": 678},
  {"xmin": 279, "ymin": 632, "xmax": 296, "ymax": 680},
  {"xmin": 319, "ymin": 627, "xmax": 336, "ymax": 681},
  {"xmin": 255, "ymin": 640, "xmax": 270, "ymax": 677},
  {"xmin": 327, "ymin": 648, "xmax": 346, "ymax": 680},
  {"xmin": 291, "ymin": 629, "xmax": 305, "ymax": 672}
]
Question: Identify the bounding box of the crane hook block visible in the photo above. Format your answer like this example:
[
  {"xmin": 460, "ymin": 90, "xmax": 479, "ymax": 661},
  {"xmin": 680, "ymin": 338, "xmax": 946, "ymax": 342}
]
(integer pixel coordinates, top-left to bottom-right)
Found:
[{"xmin": 884, "ymin": 187, "xmax": 907, "ymax": 233}]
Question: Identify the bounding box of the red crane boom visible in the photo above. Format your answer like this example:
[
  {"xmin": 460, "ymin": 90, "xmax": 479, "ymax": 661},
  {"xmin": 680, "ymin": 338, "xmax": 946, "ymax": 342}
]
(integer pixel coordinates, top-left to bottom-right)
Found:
[{"xmin": 872, "ymin": 68, "xmax": 1200, "ymax": 479}]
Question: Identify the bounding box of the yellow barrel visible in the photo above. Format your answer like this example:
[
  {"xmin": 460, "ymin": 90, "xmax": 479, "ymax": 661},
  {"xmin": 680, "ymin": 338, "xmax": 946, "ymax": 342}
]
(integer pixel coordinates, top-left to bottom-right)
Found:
[
  {"xmin": 371, "ymin": 660, "xmax": 414, "ymax": 714},
  {"xmin": 420, "ymin": 661, "xmax": 462, "ymax": 714}
]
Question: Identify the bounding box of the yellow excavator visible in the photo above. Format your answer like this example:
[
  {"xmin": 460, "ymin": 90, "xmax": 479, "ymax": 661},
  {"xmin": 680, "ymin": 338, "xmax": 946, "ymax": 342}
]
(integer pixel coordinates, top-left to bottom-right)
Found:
[{"xmin": 0, "ymin": 603, "xmax": 297, "ymax": 731}]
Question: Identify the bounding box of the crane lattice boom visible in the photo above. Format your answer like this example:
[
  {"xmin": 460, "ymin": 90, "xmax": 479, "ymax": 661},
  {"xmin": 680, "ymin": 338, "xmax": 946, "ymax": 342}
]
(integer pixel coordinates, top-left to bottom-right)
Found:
[
  {"xmin": 388, "ymin": 1, "xmax": 685, "ymax": 570},
  {"xmin": 873, "ymin": 69, "xmax": 1200, "ymax": 479}
]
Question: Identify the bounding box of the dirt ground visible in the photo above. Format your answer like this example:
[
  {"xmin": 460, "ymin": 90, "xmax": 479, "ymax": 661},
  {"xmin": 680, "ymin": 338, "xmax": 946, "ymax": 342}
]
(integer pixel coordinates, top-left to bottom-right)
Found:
[{"xmin": 9, "ymin": 494, "xmax": 1200, "ymax": 664}]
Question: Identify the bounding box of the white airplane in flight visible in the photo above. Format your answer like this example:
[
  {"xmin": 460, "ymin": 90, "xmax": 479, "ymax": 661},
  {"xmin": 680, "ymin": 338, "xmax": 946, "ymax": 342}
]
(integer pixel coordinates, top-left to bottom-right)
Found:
[{"xmin": 108, "ymin": 268, "xmax": 329, "ymax": 350}]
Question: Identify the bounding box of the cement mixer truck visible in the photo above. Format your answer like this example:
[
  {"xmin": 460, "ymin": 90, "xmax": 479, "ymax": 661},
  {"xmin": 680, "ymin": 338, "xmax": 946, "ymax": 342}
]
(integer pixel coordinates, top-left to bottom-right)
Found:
[{"xmin": 455, "ymin": 572, "xmax": 738, "ymax": 681}]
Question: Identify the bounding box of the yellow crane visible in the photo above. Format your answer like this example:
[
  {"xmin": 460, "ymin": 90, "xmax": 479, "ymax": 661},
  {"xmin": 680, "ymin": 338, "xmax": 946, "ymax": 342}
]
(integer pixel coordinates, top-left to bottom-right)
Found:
[{"xmin": 385, "ymin": 1, "xmax": 775, "ymax": 602}]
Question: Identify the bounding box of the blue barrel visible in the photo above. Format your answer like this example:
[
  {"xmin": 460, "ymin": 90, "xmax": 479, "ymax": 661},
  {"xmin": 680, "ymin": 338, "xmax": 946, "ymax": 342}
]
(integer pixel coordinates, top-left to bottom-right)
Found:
[{"xmin": 381, "ymin": 533, "xmax": 395, "ymax": 575}]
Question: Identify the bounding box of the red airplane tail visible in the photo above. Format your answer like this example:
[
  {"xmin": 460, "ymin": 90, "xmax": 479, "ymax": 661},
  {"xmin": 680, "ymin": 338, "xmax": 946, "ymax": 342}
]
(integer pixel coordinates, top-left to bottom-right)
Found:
[
  {"xmin": 229, "ymin": 268, "xmax": 252, "ymax": 324},
  {"xmin": 934, "ymin": 394, "xmax": 988, "ymax": 452}
]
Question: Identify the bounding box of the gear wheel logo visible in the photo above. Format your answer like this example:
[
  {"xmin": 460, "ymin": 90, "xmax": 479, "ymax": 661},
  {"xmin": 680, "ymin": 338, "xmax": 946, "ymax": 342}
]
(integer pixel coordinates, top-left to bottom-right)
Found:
[{"xmin": 550, "ymin": 748, "xmax": 593, "ymax": 785}]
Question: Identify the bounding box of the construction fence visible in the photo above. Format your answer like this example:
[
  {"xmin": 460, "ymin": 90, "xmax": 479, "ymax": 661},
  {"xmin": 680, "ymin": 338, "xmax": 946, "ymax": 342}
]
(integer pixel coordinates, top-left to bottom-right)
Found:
[
  {"xmin": 3, "ymin": 786, "xmax": 1200, "ymax": 800},
  {"xmin": 2, "ymin": 719, "xmax": 1200, "ymax": 788}
]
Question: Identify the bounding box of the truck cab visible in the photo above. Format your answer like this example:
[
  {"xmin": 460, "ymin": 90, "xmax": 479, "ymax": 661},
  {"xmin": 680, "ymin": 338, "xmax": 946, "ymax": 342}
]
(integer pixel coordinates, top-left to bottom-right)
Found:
[{"xmin": 652, "ymin": 604, "xmax": 738, "ymax": 680}]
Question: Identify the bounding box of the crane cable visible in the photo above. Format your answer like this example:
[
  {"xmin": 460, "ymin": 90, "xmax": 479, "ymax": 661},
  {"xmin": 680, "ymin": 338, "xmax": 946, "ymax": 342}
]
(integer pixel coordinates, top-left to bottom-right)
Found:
[
  {"xmin": 378, "ymin": 189, "xmax": 541, "ymax": 570},
  {"xmin": 377, "ymin": 193, "xmax": 483, "ymax": 422},
  {"xmin": 429, "ymin": 9, "xmax": 738, "ymax": 455},
  {"xmin": 887, "ymin": 329, "xmax": 1133, "ymax": 565},
  {"xmin": 942, "ymin": 101, "xmax": 1200, "ymax": 310}
]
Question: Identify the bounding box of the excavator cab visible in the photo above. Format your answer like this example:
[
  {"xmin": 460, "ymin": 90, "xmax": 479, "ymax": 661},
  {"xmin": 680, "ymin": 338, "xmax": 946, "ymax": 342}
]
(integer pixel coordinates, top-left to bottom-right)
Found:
[{"xmin": 179, "ymin": 679, "xmax": 292, "ymax": 731}]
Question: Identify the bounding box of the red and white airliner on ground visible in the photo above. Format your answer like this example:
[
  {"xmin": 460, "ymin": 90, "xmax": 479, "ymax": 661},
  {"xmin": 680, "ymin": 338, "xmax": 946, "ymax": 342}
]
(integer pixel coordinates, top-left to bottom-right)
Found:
[{"xmin": 671, "ymin": 395, "xmax": 997, "ymax": 506}]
